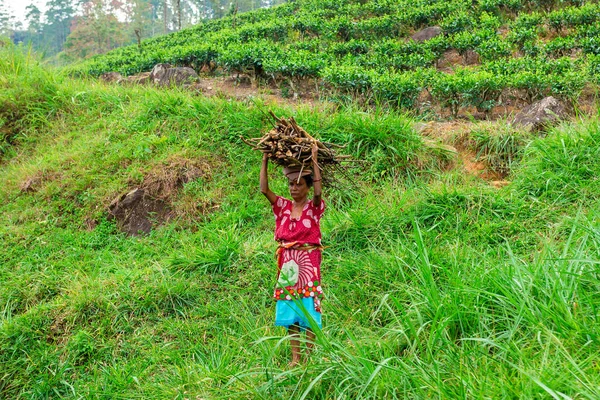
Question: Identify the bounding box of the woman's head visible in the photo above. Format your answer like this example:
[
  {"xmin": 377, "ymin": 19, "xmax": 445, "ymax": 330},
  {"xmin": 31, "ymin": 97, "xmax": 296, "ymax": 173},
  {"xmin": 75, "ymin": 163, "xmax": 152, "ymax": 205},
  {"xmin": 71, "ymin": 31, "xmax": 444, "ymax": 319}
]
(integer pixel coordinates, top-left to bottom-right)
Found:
[
  {"xmin": 288, "ymin": 176, "xmax": 311, "ymax": 201},
  {"xmin": 283, "ymin": 166, "xmax": 313, "ymax": 200}
]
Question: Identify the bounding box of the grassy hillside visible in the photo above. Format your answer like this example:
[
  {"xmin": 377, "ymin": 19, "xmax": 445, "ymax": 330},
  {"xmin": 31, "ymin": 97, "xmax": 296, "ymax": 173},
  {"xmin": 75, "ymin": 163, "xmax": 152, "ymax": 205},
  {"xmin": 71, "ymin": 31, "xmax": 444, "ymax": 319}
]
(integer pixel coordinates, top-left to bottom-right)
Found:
[
  {"xmin": 2, "ymin": 39, "xmax": 600, "ymax": 399},
  {"xmin": 69, "ymin": 0, "xmax": 600, "ymax": 116}
]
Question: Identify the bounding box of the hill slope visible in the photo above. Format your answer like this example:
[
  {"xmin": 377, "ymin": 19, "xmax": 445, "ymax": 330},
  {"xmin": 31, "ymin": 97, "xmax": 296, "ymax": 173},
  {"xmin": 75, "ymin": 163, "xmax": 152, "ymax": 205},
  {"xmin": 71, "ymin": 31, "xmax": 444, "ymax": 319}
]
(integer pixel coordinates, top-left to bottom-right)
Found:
[{"xmin": 2, "ymin": 35, "xmax": 600, "ymax": 399}]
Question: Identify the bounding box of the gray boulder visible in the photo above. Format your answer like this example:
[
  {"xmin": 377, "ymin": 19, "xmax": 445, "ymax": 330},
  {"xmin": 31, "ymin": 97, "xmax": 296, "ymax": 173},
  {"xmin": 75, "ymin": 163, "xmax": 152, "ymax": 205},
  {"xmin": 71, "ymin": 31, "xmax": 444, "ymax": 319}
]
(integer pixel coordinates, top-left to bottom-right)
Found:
[
  {"xmin": 411, "ymin": 26, "xmax": 442, "ymax": 42},
  {"xmin": 100, "ymin": 71, "xmax": 124, "ymax": 83},
  {"xmin": 150, "ymin": 63, "xmax": 171, "ymax": 81},
  {"xmin": 511, "ymin": 96, "xmax": 568, "ymax": 132},
  {"xmin": 150, "ymin": 63, "xmax": 199, "ymax": 86}
]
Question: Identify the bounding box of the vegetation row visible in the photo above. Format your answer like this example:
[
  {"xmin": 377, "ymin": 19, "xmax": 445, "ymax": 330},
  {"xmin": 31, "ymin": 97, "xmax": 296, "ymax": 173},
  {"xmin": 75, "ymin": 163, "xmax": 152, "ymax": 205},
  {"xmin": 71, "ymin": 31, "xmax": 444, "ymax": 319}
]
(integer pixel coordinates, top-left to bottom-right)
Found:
[{"xmin": 69, "ymin": 0, "xmax": 600, "ymax": 114}]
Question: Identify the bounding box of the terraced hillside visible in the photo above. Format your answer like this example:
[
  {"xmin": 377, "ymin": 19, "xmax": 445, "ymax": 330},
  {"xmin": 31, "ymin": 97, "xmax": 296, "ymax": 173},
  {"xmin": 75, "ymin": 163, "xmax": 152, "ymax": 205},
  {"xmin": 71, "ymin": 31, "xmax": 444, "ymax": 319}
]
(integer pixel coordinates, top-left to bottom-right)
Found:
[{"xmin": 72, "ymin": 0, "xmax": 600, "ymax": 115}]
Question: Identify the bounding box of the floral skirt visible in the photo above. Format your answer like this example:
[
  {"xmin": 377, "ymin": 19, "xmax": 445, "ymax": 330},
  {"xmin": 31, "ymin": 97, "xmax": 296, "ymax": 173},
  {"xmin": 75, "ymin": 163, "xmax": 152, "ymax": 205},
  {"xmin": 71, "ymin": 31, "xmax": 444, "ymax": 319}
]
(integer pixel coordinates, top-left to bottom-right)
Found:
[{"xmin": 275, "ymin": 297, "xmax": 322, "ymax": 330}]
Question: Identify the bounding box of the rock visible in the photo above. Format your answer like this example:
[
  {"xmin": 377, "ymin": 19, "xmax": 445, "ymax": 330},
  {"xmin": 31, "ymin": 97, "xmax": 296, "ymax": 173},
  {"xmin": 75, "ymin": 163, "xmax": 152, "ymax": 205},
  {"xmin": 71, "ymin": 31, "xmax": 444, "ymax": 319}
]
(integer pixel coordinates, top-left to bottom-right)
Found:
[
  {"xmin": 149, "ymin": 63, "xmax": 171, "ymax": 82},
  {"xmin": 463, "ymin": 49, "xmax": 480, "ymax": 65},
  {"xmin": 511, "ymin": 96, "xmax": 568, "ymax": 132},
  {"xmin": 410, "ymin": 26, "xmax": 442, "ymax": 42},
  {"xmin": 127, "ymin": 72, "xmax": 151, "ymax": 85},
  {"xmin": 100, "ymin": 72, "xmax": 124, "ymax": 83},
  {"xmin": 20, "ymin": 176, "xmax": 41, "ymax": 192},
  {"xmin": 150, "ymin": 63, "xmax": 199, "ymax": 86}
]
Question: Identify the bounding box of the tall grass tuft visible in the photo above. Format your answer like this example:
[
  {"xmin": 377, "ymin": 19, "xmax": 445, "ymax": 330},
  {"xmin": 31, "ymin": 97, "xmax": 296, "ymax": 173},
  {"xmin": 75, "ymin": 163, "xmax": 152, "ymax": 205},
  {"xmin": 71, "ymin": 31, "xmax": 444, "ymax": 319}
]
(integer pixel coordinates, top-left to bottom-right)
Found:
[
  {"xmin": 472, "ymin": 124, "xmax": 530, "ymax": 176},
  {"xmin": 513, "ymin": 120, "xmax": 600, "ymax": 204}
]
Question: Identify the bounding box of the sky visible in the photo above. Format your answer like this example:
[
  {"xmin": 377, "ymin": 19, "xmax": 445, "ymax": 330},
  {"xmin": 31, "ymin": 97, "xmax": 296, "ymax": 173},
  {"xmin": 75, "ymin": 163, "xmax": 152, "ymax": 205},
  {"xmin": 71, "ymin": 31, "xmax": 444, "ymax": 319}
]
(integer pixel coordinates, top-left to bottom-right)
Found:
[{"xmin": 2, "ymin": 0, "xmax": 46, "ymax": 26}]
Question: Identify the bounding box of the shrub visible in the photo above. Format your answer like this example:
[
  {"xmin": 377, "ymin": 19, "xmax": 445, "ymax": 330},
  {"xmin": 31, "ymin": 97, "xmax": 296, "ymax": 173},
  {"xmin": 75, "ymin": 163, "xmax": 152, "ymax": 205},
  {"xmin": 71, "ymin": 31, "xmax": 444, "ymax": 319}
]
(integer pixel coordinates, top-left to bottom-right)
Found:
[
  {"xmin": 371, "ymin": 70, "xmax": 425, "ymax": 109},
  {"xmin": 264, "ymin": 50, "xmax": 328, "ymax": 78},
  {"xmin": 218, "ymin": 41, "xmax": 281, "ymax": 77},
  {"xmin": 321, "ymin": 63, "xmax": 373, "ymax": 93},
  {"xmin": 543, "ymin": 36, "xmax": 578, "ymax": 58},
  {"xmin": 428, "ymin": 69, "xmax": 506, "ymax": 116},
  {"xmin": 476, "ymin": 37, "xmax": 512, "ymax": 61},
  {"xmin": 354, "ymin": 14, "xmax": 407, "ymax": 40},
  {"xmin": 441, "ymin": 11, "xmax": 476, "ymax": 35},
  {"xmin": 587, "ymin": 54, "xmax": 600, "ymax": 84}
]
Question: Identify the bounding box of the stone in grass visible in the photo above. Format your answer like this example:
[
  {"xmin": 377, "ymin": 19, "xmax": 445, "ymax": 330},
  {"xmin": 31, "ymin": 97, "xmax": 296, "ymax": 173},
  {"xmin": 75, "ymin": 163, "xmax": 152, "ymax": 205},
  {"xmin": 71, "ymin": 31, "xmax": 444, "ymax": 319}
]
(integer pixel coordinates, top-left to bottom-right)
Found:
[
  {"xmin": 410, "ymin": 26, "xmax": 442, "ymax": 42},
  {"xmin": 100, "ymin": 72, "xmax": 124, "ymax": 83},
  {"xmin": 126, "ymin": 72, "xmax": 151, "ymax": 85},
  {"xmin": 511, "ymin": 96, "xmax": 569, "ymax": 133},
  {"xmin": 20, "ymin": 176, "xmax": 41, "ymax": 192},
  {"xmin": 150, "ymin": 63, "xmax": 199, "ymax": 87}
]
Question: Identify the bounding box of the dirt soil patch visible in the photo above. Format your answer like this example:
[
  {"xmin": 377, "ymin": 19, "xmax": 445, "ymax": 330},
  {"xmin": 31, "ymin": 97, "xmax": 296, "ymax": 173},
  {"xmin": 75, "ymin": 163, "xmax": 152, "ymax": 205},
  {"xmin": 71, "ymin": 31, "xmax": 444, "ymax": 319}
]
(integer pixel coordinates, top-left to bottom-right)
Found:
[
  {"xmin": 108, "ymin": 157, "xmax": 212, "ymax": 236},
  {"xmin": 416, "ymin": 121, "xmax": 510, "ymax": 185}
]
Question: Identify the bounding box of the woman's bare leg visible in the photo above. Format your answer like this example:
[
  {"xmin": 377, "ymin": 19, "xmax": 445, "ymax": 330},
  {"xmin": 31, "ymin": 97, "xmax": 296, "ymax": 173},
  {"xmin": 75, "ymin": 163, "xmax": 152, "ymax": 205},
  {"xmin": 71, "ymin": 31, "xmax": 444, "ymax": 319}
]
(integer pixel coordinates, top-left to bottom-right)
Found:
[
  {"xmin": 289, "ymin": 324, "xmax": 301, "ymax": 367},
  {"xmin": 305, "ymin": 328, "xmax": 315, "ymax": 359}
]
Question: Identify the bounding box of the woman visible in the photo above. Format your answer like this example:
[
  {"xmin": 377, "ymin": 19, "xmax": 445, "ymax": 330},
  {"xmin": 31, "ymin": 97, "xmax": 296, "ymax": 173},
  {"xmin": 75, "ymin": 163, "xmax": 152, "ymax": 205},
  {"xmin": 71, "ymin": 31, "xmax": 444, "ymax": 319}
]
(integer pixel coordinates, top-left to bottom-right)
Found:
[{"xmin": 260, "ymin": 143, "xmax": 325, "ymax": 367}]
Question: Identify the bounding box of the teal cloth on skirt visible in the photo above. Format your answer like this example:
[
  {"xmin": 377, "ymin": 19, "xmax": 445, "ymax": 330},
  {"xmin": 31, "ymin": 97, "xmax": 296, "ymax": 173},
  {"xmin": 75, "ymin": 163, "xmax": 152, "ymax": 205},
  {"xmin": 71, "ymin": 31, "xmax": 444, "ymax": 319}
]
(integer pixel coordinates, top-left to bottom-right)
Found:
[{"xmin": 275, "ymin": 297, "xmax": 322, "ymax": 330}]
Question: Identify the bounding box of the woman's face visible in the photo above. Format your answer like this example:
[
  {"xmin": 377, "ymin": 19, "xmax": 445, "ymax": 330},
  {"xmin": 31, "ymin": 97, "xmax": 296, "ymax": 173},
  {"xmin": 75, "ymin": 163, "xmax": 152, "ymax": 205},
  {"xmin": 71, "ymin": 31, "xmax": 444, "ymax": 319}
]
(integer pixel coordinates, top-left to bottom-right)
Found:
[{"xmin": 288, "ymin": 177, "xmax": 309, "ymax": 202}]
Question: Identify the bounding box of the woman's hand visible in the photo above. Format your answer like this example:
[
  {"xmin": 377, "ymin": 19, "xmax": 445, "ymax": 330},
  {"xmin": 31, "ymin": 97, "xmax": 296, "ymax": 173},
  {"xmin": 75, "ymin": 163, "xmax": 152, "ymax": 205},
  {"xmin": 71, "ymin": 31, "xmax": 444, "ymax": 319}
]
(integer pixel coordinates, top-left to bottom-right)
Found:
[{"xmin": 311, "ymin": 142, "xmax": 319, "ymax": 161}]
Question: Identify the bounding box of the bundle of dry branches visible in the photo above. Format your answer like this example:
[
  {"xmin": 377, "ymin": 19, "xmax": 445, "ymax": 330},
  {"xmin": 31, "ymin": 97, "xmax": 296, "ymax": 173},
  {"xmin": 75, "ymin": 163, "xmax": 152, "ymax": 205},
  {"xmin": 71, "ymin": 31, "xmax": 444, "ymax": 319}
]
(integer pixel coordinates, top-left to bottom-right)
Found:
[{"xmin": 242, "ymin": 111, "xmax": 352, "ymax": 186}]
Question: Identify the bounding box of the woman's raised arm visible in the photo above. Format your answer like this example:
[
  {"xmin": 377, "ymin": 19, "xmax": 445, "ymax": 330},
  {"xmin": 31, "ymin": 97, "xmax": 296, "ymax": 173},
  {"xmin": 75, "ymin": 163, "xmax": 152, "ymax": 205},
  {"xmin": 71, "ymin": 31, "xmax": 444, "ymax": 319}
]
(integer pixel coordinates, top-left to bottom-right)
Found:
[
  {"xmin": 311, "ymin": 143, "xmax": 322, "ymax": 207},
  {"xmin": 260, "ymin": 153, "xmax": 277, "ymax": 205}
]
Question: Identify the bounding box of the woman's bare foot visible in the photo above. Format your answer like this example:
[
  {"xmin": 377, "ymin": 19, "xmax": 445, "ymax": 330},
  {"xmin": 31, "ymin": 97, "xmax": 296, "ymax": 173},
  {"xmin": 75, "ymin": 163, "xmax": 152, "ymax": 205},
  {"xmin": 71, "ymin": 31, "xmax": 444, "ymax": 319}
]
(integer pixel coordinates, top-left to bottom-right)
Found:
[
  {"xmin": 288, "ymin": 358, "xmax": 300, "ymax": 368},
  {"xmin": 289, "ymin": 324, "xmax": 301, "ymax": 368}
]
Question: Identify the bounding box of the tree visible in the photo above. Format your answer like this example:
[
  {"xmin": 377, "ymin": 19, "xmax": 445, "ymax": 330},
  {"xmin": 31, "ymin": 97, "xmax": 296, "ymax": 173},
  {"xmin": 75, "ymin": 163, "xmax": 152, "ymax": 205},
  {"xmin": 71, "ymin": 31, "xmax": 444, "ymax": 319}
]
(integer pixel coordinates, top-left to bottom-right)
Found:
[
  {"xmin": 124, "ymin": 0, "xmax": 154, "ymax": 40},
  {"xmin": 173, "ymin": 0, "xmax": 181, "ymax": 30},
  {"xmin": 63, "ymin": 0, "xmax": 128, "ymax": 60},
  {"xmin": 44, "ymin": 0, "xmax": 76, "ymax": 54},
  {"xmin": 25, "ymin": 4, "xmax": 42, "ymax": 47},
  {"xmin": 163, "ymin": 0, "xmax": 168, "ymax": 33},
  {"xmin": 0, "ymin": 3, "xmax": 14, "ymax": 38}
]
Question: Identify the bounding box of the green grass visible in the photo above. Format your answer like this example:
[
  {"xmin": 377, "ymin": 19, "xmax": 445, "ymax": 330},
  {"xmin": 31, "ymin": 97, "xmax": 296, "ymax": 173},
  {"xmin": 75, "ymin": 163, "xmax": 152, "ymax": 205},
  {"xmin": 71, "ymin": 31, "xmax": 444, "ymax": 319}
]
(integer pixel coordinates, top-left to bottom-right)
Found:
[{"xmin": 2, "ymin": 43, "xmax": 600, "ymax": 399}]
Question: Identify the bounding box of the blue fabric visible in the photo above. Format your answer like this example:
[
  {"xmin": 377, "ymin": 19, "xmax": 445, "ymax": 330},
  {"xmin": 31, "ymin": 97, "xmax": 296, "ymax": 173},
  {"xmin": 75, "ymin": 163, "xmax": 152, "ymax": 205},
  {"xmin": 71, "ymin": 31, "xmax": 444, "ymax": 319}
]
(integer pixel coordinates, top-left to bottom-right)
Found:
[{"xmin": 275, "ymin": 297, "xmax": 322, "ymax": 330}]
